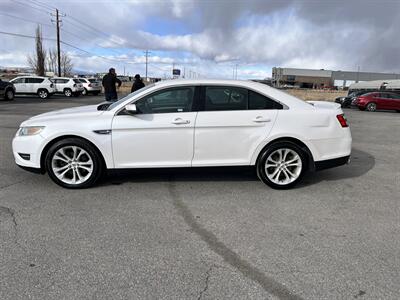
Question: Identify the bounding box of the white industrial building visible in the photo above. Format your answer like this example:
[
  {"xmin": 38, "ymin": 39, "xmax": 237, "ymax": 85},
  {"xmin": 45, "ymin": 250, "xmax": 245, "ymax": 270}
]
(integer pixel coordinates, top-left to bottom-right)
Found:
[{"xmin": 272, "ymin": 67, "xmax": 400, "ymax": 88}]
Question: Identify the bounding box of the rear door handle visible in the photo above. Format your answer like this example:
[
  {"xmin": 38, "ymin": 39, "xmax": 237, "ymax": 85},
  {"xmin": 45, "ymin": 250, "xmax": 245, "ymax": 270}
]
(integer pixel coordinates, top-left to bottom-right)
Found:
[
  {"xmin": 252, "ymin": 116, "xmax": 271, "ymax": 123},
  {"xmin": 172, "ymin": 118, "xmax": 190, "ymax": 125}
]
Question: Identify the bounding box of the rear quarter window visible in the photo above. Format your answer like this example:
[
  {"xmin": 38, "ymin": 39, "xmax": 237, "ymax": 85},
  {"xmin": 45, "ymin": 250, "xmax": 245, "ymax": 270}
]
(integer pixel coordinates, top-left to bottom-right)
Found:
[
  {"xmin": 73, "ymin": 79, "xmax": 81, "ymax": 83},
  {"xmin": 248, "ymin": 90, "xmax": 283, "ymax": 110}
]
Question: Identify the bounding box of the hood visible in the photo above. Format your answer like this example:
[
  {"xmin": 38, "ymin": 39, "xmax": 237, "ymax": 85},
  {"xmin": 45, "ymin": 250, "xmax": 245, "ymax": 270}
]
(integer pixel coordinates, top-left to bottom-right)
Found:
[{"xmin": 23, "ymin": 105, "xmax": 104, "ymax": 125}]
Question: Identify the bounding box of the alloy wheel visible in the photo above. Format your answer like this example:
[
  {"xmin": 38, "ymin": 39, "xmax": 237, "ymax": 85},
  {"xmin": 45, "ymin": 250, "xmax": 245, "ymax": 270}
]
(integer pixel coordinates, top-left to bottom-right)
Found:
[
  {"xmin": 367, "ymin": 103, "xmax": 376, "ymax": 112},
  {"xmin": 38, "ymin": 90, "xmax": 48, "ymax": 99},
  {"xmin": 264, "ymin": 148, "xmax": 302, "ymax": 185},
  {"xmin": 65, "ymin": 89, "xmax": 72, "ymax": 97},
  {"xmin": 51, "ymin": 146, "xmax": 94, "ymax": 185}
]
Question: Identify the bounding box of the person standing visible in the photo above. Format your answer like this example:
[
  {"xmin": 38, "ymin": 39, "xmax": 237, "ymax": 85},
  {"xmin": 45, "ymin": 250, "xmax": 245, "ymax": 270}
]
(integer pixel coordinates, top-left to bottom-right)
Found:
[
  {"xmin": 131, "ymin": 74, "xmax": 145, "ymax": 93},
  {"xmin": 102, "ymin": 68, "xmax": 122, "ymax": 101}
]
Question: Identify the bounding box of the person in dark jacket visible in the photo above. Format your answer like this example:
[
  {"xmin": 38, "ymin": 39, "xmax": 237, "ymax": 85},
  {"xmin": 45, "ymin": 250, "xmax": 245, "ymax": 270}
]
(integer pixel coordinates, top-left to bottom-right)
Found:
[
  {"xmin": 102, "ymin": 68, "xmax": 122, "ymax": 101},
  {"xmin": 131, "ymin": 74, "xmax": 145, "ymax": 93}
]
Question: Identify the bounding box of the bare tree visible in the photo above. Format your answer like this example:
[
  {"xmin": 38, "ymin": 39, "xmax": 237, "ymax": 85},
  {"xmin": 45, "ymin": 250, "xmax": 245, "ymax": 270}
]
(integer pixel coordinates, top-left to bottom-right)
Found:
[
  {"xmin": 47, "ymin": 49, "xmax": 73, "ymax": 76},
  {"xmin": 46, "ymin": 48, "xmax": 57, "ymax": 75},
  {"xmin": 27, "ymin": 26, "xmax": 46, "ymax": 76},
  {"xmin": 60, "ymin": 51, "xmax": 73, "ymax": 76}
]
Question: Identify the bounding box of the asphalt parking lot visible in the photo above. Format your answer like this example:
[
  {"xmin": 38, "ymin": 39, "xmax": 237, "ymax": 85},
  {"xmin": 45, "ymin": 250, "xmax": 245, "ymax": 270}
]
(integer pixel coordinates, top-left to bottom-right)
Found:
[{"xmin": 0, "ymin": 95, "xmax": 399, "ymax": 299}]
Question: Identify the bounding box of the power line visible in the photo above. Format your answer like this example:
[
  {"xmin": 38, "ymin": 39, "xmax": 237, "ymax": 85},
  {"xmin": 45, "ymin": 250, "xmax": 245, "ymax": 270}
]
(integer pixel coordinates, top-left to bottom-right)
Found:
[
  {"xmin": 0, "ymin": 12, "xmax": 53, "ymax": 28},
  {"xmin": 10, "ymin": 0, "xmax": 52, "ymax": 15},
  {"xmin": 0, "ymin": 30, "xmax": 56, "ymax": 41},
  {"xmin": 28, "ymin": 0, "xmax": 56, "ymax": 10}
]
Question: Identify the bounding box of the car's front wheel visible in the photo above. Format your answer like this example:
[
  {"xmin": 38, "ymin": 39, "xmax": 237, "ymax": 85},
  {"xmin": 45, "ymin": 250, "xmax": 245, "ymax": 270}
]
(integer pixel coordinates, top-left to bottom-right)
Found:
[
  {"xmin": 257, "ymin": 142, "xmax": 307, "ymax": 189},
  {"xmin": 45, "ymin": 138, "xmax": 104, "ymax": 188}
]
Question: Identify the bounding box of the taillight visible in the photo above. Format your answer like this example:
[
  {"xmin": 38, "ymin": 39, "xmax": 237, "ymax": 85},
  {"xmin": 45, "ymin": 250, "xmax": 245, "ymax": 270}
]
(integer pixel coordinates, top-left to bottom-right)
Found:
[
  {"xmin": 89, "ymin": 83, "xmax": 92, "ymax": 87},
  {"xmin": 73, "ymin": 83, "xmax": 77, "ymax": 87},
  {"xmin": 336, "ymin": 114, "xmax": 349, "ymax": 128},
  {"xmin": 50, "ymin": 83, "xmax": 53, "ymax": 88}
]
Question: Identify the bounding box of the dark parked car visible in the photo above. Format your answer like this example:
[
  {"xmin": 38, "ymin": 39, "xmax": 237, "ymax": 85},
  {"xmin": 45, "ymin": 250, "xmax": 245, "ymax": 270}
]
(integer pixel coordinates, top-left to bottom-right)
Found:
[
  {"xmin": 0, "ymin": 78, "xmax": 15, "ymax": 101},
  {"xmin": 356, "ymin": 92, "xmax": 400, "ymax": 112},
  {"xmin": 335, "ymin": 91, "xmax": 369, "ymax": 108}
]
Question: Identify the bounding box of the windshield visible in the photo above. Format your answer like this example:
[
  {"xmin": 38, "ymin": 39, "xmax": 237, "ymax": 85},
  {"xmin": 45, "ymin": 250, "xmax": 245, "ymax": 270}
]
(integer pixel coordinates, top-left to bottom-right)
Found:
[{"xmin": 107, "ymin": 83, "xmax": 155, "ymax": 111}]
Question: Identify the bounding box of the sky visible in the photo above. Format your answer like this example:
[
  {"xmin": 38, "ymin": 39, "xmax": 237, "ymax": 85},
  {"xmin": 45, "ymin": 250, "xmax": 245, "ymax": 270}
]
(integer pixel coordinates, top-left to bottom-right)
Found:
[{"xmin": 0, "ymin": 0, "xmax": 399, "ymax": 79}]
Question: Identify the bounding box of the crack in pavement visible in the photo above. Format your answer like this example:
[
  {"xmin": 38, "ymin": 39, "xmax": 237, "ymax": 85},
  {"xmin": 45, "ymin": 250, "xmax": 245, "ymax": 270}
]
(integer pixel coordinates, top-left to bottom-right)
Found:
[
  {"xmin": 0, "ymin": 205, "xmax": 25, "ymax": 252},
  {"xmin": 0, "ymin": 178, "xmax": 29, "ymax": 190},
  {"xmin": 168, "ymin": 179, "xmax": 303, "ymax": 300},
  {"xmin": 197, "ymin": 265, "xmax": 215, "ymax": 300},
  {"xmin": 0, "ymin": 205, "xmax": 18, "ymax": 228}
]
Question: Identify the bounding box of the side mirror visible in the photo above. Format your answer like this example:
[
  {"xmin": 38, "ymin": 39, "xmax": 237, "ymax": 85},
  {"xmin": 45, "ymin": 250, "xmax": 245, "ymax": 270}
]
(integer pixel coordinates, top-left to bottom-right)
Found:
[{"xmin": 125, "ymin": 104, "xmax": 137, "ymax": 114}]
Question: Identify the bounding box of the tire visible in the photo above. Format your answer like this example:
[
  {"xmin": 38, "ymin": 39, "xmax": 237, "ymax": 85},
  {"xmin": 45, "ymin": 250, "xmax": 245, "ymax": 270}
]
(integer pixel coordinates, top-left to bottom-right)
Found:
[
  {"xmin": 45, "ymin": 138, "xmax": 104, "ymax": 189},
  {"xmin": 37, "ymin": 89, "xmax": 49, "ymax": 99},
  {"xmin": 82, "ymin": 88, "xmax": 87, "ymax": 95},
  {"xmin": 256, "ymin": 141, "xmax": 307, "ymax": 189},
  {"xmin": 366, "ymin": 102, "xmax": 377, "ymax": 112},
  {"xmin": 4, "ymin": 89, "xmax": 14, "ymax": 101},
  {"xmin": 64, "ymin": 88, "xmax": 72, "ymax": 97}
]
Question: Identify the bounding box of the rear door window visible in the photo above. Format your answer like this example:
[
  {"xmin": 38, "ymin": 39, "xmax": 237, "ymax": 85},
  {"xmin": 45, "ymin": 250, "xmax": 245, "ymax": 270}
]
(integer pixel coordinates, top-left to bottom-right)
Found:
[
  {"xmin": 27, "ymin": 78, "xmax": 44, "ymax": 84},
  {"xmin": 204, "ymin": 86, "xmax": 247, "ymax": 111}
]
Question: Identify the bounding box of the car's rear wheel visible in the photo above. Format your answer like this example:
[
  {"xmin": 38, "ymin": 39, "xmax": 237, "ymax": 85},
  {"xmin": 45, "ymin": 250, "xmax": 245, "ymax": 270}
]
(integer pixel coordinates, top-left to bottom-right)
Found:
[
  {"xmin": 45, "ymin": 138, "xmax": 103, "ymax": 188},
  {"xmin": 366, "ymin": 102, "xmax": 377, "ymax": 112},
  {"xmin": 257, "ymin": 142, "xmax": 307, "ymax": 189},
  {"xmin": 64, "ymin": 88, "xmax": 72, "ymax": 97},
  {"xmin": 37, "ymin": 89, "xmax": 49, "ymax": 99},
  {"xmin": 4, "ymin": 89, "xmax": 14, "ymax": 100},
  {"xmin": 82, "ymin": 88, "xmax": 87, "ymax": 95}
]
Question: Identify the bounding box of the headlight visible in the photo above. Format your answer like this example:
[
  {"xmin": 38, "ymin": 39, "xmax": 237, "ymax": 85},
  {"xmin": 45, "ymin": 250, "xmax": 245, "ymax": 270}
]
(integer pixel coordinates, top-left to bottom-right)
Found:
[{"xmin": 17, "ymin": 126, "xmax": 45, "ymax": 136}]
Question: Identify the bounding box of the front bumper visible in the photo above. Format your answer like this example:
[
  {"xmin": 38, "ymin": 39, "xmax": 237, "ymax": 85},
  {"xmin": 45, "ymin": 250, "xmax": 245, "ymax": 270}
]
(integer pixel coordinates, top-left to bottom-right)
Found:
[
  {"xmin": 12, "ymin": 133, "xmax": 46, "ymax": 169},
  {"xmin": 315, "ymin": 155, "xmax": 351, "ymax": 171}
]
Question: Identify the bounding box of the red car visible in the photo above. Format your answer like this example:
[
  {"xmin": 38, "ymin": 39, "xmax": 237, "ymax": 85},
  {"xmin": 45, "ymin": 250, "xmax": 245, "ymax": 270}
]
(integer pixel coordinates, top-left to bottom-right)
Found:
[{"xmin": 356, "ymin": 92, "xmax": 400, "ymax": 112}]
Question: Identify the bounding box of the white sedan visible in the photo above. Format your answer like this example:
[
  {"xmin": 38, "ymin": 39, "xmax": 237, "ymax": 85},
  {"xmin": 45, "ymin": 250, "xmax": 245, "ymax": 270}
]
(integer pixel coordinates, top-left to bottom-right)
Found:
[{"xmin": 12, "ymin": 79, "xmax": 352, "ymax": 189}]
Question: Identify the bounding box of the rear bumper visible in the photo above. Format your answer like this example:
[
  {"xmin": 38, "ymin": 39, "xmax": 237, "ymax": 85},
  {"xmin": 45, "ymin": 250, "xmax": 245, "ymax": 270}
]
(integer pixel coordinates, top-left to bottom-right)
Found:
[
  {"xmin": 315, "ymin": 155, "xmax": 350, "ymax": 171},
  {"xmin": 87, "ymin": 87, "xmax": 102, "ymax": 92}
]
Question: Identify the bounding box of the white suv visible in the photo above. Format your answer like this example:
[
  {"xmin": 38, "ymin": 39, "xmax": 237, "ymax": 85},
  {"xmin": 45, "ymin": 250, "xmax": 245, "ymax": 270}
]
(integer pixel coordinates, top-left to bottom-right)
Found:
[
  {"xmin": 10, "ymin": 76, "xmax": 55, "ymax": 99},
  {"xmin": 77, "ymin": 78, "xmax": 101, "ymax": 96},
  {"xmin": 52, "ymin": 77, "xmax": 84, "ymax": 97}
]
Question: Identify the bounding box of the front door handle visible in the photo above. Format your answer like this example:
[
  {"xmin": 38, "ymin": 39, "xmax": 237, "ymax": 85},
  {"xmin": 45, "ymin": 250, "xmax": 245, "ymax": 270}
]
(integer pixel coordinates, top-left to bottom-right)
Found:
[
  {"xmin": 252, "ymin": 116, "xmax": 271, "ymax": 123},
  {"xmin": 172, "ymin": 118, "xmax": 190, "ymax": 125}
]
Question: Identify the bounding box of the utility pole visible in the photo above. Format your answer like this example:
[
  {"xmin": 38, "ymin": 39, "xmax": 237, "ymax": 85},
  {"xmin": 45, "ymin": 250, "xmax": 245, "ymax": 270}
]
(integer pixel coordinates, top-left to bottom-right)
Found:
[
  {"xmin": 51, "ymin": 9, "xmax": 63, "ymax": 76},
  {"xmin": 56, "ymin": 9, "xmax": 61, "ymax": 77},
  {"xmin": 144, "ymin": 50, "xmax": 151, "ymax": 81}
]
